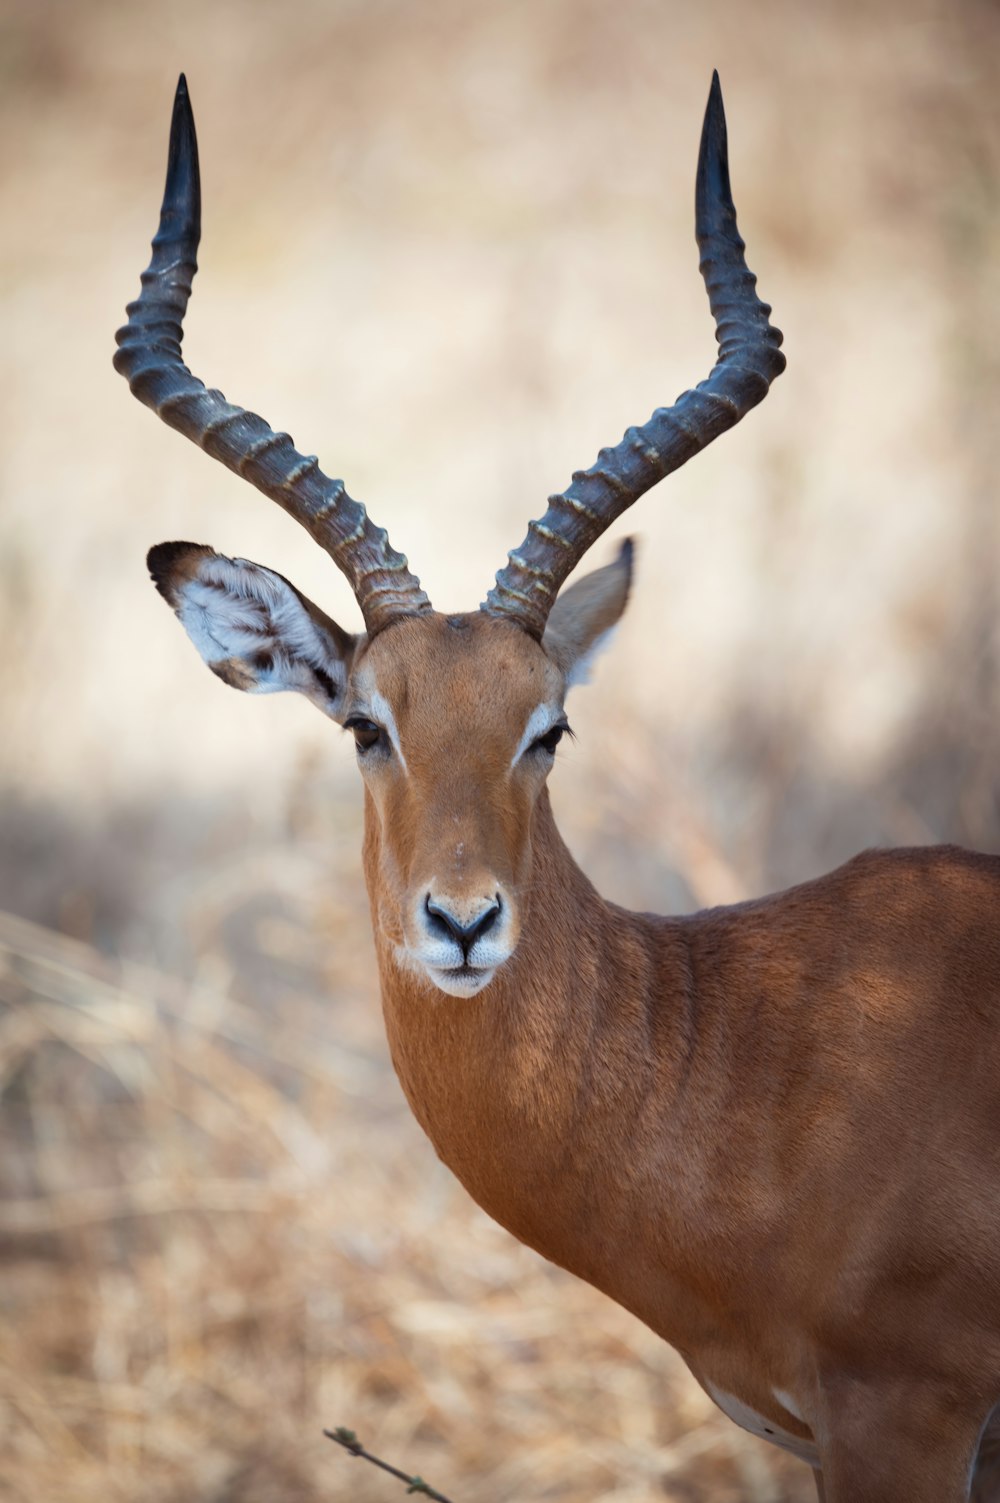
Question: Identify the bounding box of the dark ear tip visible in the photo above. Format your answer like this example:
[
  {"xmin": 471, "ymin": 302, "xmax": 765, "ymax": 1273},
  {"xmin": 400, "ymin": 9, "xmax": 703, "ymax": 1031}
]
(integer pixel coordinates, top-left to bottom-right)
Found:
[
  {"xmin": 617, "ymin": 535, "xmax": 636, "ymax": 602},
  {"xmin": 147, "ymin": 540, "xmax": 208, "ymax": 603}
]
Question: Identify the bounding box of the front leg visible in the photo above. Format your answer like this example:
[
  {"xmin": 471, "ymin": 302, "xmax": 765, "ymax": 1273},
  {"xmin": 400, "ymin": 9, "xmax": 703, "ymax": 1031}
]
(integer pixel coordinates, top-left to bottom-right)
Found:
[{"xmin": 815, "ymin": 1380, "xmax": 982, "ymax": 1503}]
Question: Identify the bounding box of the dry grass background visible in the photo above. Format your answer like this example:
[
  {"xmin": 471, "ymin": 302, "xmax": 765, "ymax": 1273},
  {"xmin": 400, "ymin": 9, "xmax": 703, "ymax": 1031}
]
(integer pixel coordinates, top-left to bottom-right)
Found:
[{"xmin": 1, "ymin": 0, "xmax": 999, "ymax": 1498}]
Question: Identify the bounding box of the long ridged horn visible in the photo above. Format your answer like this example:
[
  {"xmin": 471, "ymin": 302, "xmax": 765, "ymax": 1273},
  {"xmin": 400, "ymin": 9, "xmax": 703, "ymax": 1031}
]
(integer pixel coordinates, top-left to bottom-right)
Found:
[
  {"xmin": 483, "ymin": 71, "xmax": 785, "ymax": 639},
  {"xmin": 114, "ymin": 75, "xmax": 432, "ymax": 637}
]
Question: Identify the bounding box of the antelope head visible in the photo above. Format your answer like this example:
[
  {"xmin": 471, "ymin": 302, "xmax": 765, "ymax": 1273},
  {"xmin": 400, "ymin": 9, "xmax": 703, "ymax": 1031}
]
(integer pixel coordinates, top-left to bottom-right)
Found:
[{"xmin": 115, "ymin": 73, "xmax": 783, "ymax": 999}]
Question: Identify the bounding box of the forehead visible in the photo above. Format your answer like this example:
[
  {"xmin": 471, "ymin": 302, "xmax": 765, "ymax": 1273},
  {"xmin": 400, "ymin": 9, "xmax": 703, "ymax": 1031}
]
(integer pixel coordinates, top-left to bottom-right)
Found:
[{"xmin": 352, "ymin": 612, "xmax": 562, "ymax": 725}]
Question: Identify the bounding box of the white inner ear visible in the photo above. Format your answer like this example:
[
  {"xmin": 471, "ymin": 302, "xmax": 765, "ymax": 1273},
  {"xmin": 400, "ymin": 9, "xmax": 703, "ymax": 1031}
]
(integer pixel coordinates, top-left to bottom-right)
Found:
[
  {"xmin": 563, "ymin": 625, "xmax": 618, "ymax": 690},
  {"xmin": 177, "ymin": 555, "xmax": 347, "ymax": 708}
]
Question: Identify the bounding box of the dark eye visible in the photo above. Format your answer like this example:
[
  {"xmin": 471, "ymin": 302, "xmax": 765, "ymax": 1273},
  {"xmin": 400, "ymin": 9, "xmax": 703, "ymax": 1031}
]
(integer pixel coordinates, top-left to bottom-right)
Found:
[
  {"xmin": 530, "ymin": 723, "xmax": 567, "ymax": 757},
  {"xmin": 345, "ymin": 717, "xmax": 383, "ymax": 753}
]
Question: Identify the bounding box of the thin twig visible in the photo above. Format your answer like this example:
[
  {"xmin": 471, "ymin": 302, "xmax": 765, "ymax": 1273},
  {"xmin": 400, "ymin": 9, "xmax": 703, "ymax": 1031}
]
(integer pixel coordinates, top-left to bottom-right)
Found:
[{"xmin": 324, "ymin": 1427, "xmax": 457, "ymax": 1501}]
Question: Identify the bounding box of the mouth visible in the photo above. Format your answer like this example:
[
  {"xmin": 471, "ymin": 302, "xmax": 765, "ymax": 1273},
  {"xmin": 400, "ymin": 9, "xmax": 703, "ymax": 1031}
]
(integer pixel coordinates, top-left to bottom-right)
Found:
[{"xmin": 425, "ymin": 963, "xmax": 496, "ymax": 998}]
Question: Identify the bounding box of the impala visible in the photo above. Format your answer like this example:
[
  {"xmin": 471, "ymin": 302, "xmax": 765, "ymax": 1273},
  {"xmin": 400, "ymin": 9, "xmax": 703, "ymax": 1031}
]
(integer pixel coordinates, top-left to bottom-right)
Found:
[{"xmin": 115, "ymin": 74, "xmax": 1000, "ymax": 1502}]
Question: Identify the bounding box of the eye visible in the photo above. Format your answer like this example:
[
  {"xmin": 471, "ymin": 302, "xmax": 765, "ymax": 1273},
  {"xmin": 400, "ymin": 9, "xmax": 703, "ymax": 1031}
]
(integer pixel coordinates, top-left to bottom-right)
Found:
[
  {"xmin": 345, "ymin": 716, "xmax": 384, "ymax": 754},
  {"xmin": 530, "ymin": 723, "xmax": 569, "ymax": 757}
]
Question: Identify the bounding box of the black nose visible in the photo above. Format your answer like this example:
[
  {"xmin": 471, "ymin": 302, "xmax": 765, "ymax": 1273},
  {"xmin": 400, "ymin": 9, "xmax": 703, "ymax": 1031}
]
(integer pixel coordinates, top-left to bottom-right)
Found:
[{"xmin": 425, "ymin": 894, "xmax": 502, "ymax": 959}]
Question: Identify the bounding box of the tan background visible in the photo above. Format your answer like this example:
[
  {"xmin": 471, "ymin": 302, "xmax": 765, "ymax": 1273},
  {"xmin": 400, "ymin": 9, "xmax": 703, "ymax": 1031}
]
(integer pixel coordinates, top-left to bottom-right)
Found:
[{"xmin": 1, "ymin": 0, "xmax": 998, "ymax": 1498}]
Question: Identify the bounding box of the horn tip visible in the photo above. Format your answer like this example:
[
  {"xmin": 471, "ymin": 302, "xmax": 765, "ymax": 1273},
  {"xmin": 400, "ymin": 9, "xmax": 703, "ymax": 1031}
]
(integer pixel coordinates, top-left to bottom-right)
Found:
[
  {"xmin": 170, "ymin": 72, "xmax": 195, "ymax": 135},
  {"xmin": 696, "ymin": 67, "xmax": 733, "ymax": 228},
  {"xmin": 171, "ymin": 72, "xmax": 195, "ymax": 127},
  {"xmin": 704, "ymin": 69, "xmax": 725, "ymax": 132},
  {"xmin": 163, "ymin": 68, "xmax": 200, "ymax": 226}
]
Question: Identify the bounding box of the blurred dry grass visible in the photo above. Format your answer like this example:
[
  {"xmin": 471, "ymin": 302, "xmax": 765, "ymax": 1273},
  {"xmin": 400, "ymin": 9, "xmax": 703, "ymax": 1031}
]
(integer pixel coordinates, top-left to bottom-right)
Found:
[
  {"xmin": 0, "ymin": 893, "xmax": 814, "ymax": 1502},
  {"xmin": 1, "ymin": 0, "xmax": 999, "ymax": 1498}
]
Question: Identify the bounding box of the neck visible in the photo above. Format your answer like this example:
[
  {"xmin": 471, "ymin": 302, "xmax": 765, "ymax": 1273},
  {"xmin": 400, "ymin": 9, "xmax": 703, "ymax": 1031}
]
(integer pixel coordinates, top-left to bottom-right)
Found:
[{"xmin": 365, "ymin": 790, "xmax": 697, "ymax": 1310}]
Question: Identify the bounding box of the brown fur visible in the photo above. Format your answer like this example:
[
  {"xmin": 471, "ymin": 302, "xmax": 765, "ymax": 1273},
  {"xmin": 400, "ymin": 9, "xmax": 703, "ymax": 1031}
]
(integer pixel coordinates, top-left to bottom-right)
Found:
[
  {"xmin": 151, "ymin": 556, "xmax": 1000, "ymax": 1499},
  {"xmin": 352, "ymin": 612, "xmax": 1000, "ymax": 1503}
]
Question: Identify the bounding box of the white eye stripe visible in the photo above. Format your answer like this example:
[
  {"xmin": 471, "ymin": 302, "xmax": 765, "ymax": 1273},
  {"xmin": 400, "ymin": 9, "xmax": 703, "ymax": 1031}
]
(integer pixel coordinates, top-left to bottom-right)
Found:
[
  {"xmin": 511, "ymin": 702, "xmax": 561, "ymax": 768},
  {"xmin": 354, "ymin": 684, "xmax": 557, "ymax": 772},
  {"xmin": 370, "ymin": 691, "xmax": 407, "ymax": 769}
]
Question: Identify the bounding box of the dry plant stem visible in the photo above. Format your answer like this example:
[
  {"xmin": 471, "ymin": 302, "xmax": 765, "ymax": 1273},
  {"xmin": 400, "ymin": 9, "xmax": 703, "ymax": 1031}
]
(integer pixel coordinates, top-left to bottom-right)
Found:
[{"xmin": 324, "ymin": 1428, "xmax": 457, "ymax": 1501}]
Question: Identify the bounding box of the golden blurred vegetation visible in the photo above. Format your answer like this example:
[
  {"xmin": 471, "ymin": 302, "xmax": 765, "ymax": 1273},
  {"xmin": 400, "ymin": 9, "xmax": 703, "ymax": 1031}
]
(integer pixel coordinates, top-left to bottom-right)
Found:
[{"xmin": 1, "ymin": 0, "xmax": 998, "ymax": 1498}]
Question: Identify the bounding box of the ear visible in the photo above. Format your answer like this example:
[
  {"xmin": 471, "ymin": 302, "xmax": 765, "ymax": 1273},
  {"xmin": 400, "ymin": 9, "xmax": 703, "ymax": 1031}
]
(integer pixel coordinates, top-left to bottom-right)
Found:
[
  {"xmin": 147, "ymin": 542, "xmax": 358, "ymax": 721},
  {"xmin": 542, "ymin": 538, "xmax": 634, "ymax": 688}
]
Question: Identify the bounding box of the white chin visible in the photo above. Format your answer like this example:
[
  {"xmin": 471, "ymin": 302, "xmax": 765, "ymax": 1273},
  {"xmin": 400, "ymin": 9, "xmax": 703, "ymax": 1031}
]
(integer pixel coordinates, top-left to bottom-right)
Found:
[{"xmin": 425, "ymin": 965, "xmax": 496, "ymax": 998}]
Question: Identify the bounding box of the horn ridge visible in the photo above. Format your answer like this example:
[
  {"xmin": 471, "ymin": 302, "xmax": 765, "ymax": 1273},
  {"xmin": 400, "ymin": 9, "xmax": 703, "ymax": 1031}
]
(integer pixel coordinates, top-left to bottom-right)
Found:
[
  {"xmin": 482, "ymin": 70, "xmax": 785, "ymax": 639},
  {"xmin": 113, "ymin": 75, "xmax": 431, "ymax": 636}
]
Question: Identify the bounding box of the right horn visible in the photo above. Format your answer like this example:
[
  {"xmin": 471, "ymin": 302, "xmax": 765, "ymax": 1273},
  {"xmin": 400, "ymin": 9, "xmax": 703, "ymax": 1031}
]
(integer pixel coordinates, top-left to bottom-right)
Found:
[
  {"xmin": 114, "ymin": 75, "xmax": 432, "ymax": 638},
  {"xmin": 483, "ymin": 71, "xmax": 786, "ymax": 640}
]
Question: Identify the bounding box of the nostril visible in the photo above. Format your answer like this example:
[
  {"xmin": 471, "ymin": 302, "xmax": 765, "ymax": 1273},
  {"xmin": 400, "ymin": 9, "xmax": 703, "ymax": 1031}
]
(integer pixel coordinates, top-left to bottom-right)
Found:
[
  {"xmin": 474, "ymin": 894, "xmax": 502, "ymax": 941},
  {"xmin": 424, "ymin": 894, "xmax": 502, "ymax": 953},
  {"xmin": 424, "ymin": 894, "xmax": 459, "ymax": 942}
]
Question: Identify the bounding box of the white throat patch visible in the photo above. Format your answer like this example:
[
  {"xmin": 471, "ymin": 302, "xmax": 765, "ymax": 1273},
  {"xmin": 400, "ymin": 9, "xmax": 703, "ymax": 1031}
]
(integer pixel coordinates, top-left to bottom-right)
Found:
[{"xmin": 705, "ymin": 1382, "xmax": 818, "ymax": 1467}]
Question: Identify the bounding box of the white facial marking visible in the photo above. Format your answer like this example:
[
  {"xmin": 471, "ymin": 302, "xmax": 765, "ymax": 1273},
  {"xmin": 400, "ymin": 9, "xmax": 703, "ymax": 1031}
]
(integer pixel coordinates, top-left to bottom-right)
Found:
[
  {"xmin": 416, "ymin": 899, "xmax": 511, "ymax": 970},
  {"xmin": 705, "ymin": 1382, "xmax": 818, "ymax": 1467},
  {"xmin": 394, "ymin": 941, "xmax": 498, "ymax": 998},
  {"xmin": 400, "ymin": 880, "xmax": 517, "ymax": 999},
  {"xmin": 427, "ymin": 965, "xmax": 497, "ymax": 999},
  {"xmin": 511, "ymin": 702, "xmax": 560, "ymax": 768},
  {"xmin": 370, "ymin": 690, "xmax": 407, "ymax": 769}
]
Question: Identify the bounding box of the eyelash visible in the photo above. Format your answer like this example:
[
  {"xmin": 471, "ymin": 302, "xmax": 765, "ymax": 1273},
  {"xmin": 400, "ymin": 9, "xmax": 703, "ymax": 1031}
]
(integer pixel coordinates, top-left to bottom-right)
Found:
[
  {"xmin": 344, "ymin": 717, "xmax": 572, "ymax": 758},
  {"xmin": 344, "ymin": 716, "xmax": 383, "ymax": 753},
  {"xmin": 529, "ymin": 723, "xmax": 571, "ymax": 756}
]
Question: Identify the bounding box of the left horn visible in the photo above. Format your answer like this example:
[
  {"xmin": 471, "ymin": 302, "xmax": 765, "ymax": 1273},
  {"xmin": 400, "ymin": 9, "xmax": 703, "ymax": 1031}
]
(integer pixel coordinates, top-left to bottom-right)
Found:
[
  {"xmin": 483, "ymin": 71, "xmax": 785, "ymax": 639},
  {"xmin": 114, "ymin": 74, "xmax": 432, "ymax": 637}
]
